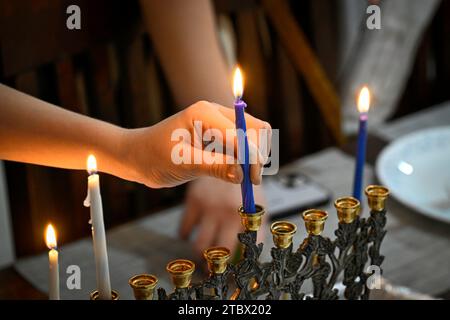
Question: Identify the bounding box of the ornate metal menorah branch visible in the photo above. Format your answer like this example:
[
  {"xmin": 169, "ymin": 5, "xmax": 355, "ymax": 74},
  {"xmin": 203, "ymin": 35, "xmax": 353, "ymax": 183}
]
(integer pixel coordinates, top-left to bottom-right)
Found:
[{"xmin": 128, "ymin": 185, "xmax": 389, "ymax": 301}]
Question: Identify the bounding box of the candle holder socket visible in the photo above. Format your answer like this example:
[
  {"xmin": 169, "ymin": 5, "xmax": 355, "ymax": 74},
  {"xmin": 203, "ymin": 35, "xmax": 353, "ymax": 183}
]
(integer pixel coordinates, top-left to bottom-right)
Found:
[
  {"xmin": 90, "ymin": 290, "xmax": 119, "ymax": 300},
  {"xmin": 334, "ymin": 197, "xmax": 360, "ymax": 224},
  {"xmin": 302, "ymin": 209, "xmax": 328, "ymax": 236},
  {"xmin": 166, "ymin": 259, "xmax": 195, "ymax": 289},
  {"xmin": 129, "ymin": 274, "xmax": 158, "ymax": 300},
  {"xmin": 239, "ymin": 205, "xmax": 265, "ymax": 232},
  {"xmin": 365, "ymin": 185, "xmax": 389, "ymax": 211},
  {"xmin": 270, "ymin": 221, "xmax": 297, "ymax": 249},
  {"xmin": 203, "ymin": 247, "xmax": 230, "ymax": 275}
]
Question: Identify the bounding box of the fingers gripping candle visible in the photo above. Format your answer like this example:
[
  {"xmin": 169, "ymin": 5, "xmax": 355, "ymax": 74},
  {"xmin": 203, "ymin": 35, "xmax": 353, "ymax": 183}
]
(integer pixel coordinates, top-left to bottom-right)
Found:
[
  {"xmin": 233, "ymin": 67, "xmax": 256, "ymax": 213},
  {"xmin": 84, "ymin": 155, "xmax": 112, "ymax": 300}
]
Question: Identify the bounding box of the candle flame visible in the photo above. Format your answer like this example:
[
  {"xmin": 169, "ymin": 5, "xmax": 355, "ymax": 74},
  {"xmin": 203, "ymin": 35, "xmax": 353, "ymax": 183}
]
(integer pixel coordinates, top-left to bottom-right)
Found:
[
  {"xmin": 233, "ymin": 66, "xmax": 244, "ymax": 99},
  {"xmin": 45, "ymin": 224, "xmax": 57, "ymax": 249},
  {"xmin": 87, "ymin": 154, "xmax": 97, "ymax": 175},
  {"xmin": 357, "ymin": 86, "xmax": 371, "ymax": 113}
]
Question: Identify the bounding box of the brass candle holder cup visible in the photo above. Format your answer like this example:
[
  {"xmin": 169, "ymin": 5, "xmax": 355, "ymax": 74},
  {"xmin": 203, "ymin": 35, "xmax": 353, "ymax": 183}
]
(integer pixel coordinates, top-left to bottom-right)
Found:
[
  {"xmin": 334, "ymin": 197, "xmax": 360, "ymax": 224},
  {"xmin": 270, "ymin": 221, "xmax": 297, "ymax": 249},
  {"xmin": 166, "ymin": 259, "xmax": 195, "ymax": 289},
  {"xmin": 302, "ymin": 209, "xmax": 328, "ymax": 236},
  {"xmin": 203, "ymin": 247, "xmax": 231, "ymax": 274},
  {"xmin": 89, "ymin": 290, "xmax": 119, "ymax": 300},
  {"xmin": 365, "ymin": 185, "xmax": 389, "ymax": 211},
  {"xmin": 129, "ymin": 274, "xmax": 158, "ymax": 300},
  {"xmin": 239, "ymin": 205, "xmax": 265, "ymax": 232}
]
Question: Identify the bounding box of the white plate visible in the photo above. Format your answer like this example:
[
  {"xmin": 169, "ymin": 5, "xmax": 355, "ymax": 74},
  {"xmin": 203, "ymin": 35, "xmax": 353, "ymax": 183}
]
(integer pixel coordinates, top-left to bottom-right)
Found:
[{"xmin": 376, "ymin": 126, "xmax": 450, "ymax": 223}]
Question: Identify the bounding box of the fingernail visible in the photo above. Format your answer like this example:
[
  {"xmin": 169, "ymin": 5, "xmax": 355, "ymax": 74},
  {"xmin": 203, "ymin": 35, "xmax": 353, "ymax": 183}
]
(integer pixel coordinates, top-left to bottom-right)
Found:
[{"xmin": 227, "ymin": 165, "xmax": 243, "ymax": 184}]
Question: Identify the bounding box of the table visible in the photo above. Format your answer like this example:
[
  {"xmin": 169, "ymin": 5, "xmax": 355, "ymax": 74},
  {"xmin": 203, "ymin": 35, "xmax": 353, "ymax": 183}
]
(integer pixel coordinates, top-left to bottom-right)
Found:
[{"xmin": 1, "ymin": 103, "xmax": 450, "ymax": 300}]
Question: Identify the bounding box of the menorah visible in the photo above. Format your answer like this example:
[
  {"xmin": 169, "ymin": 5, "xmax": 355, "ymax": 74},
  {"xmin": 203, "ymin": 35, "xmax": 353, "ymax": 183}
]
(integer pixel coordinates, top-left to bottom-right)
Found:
[{"xmin": 126, "ymin": 185, "xmax": 389, "ymax": 301}]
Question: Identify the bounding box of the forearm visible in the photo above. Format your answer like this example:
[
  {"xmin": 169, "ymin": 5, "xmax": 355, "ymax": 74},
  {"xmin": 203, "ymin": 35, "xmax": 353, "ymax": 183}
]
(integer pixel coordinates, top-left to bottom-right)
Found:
[
  {"xmin": 140, "ymin": 0, "xmax": 234, "ymax": 107},
  {"xmin": 0, "ymin": 84, "xmax": 136, "ymax": 181}
]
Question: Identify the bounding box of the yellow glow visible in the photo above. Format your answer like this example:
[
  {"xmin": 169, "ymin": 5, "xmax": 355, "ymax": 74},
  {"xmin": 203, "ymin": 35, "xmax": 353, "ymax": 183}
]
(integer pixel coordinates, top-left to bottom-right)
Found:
[
  {"xmin": 45, "ymin": 224, "xmax": 57, "ymax": 249},
  {"xmin": 87, "ymin": 154, "xmax": 97, "ymax": 174},
  {"xmin": 233, "ymin": 67, "xmax": 244, "ymax": 99},
  {"xmin": 357, "ymin": 86, "xmax": 371, "ymax": 113}
]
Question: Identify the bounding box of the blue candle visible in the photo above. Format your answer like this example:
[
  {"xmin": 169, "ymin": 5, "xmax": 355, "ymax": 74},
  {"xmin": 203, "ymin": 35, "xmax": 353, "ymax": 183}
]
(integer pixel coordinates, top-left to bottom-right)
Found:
[
  {"xmin": 233, "ymin": 67, "xmax": 256, "ymax": 213},
  {"xmin": 352, "ymin": 86, "xmax": 371, "ymax": 201}
]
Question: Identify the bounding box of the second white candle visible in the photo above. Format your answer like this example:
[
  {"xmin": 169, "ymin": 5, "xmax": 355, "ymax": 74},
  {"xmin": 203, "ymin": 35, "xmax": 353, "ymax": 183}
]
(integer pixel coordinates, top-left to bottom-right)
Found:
[{"xmin": 84, "ymin": 155, "xmax": 112, "ymax": 300}]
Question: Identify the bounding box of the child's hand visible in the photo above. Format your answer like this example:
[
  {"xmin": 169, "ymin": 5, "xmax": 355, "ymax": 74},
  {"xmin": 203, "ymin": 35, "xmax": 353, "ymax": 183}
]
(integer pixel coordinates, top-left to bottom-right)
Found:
[{"xmin": 124, "ymin": 101, "xmax": 271, "ymax": 188}]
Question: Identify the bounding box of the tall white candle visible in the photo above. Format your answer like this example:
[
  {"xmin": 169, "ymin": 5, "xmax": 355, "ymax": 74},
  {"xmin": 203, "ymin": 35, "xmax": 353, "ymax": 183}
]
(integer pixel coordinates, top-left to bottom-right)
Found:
[
  {"xmin": 84, "ymin": 155, "xmax": 112, "ymax": 300},
  {"xmin": 45, "ymin": 224, "xmax": 60, "ymax": 300}
]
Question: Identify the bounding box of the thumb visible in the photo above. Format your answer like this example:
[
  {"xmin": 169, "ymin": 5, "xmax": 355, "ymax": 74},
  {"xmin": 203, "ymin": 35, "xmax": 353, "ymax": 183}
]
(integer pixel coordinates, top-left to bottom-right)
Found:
[{"xmin": 195, "ymin": 150, "xmax": 243, "ymax": 184}]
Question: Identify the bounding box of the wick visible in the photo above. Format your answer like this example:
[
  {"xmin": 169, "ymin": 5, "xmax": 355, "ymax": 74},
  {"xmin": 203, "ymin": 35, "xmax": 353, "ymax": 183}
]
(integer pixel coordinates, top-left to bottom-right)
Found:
[{"xmin": 234, "ymin": 98, "xmax": 247, "ymax": 108}]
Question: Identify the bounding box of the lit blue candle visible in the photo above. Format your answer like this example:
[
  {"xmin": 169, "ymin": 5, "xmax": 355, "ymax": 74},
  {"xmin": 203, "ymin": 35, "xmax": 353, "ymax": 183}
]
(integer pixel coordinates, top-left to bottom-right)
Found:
[
  {"xmin": 233, "ymin": 67, "xmax": 256, "ymax": 213},
  {"xmin": 352, "ymin": 86, "xmax": 371, "ymax": 201}
]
